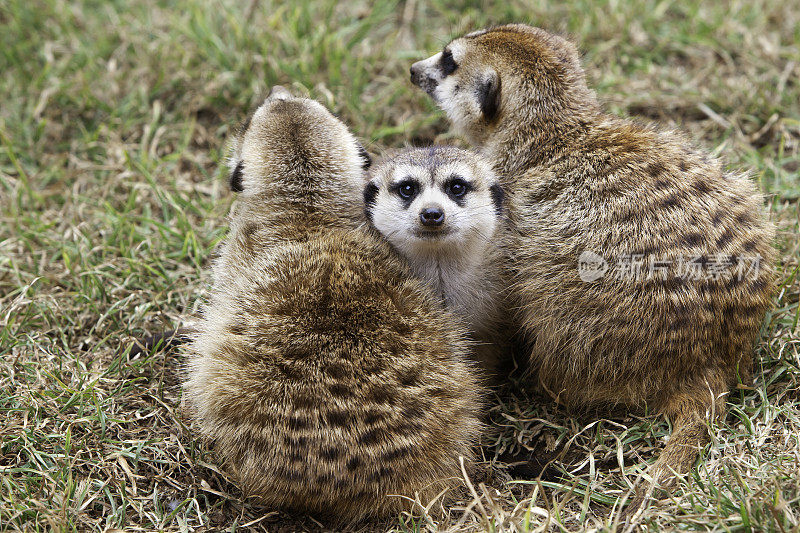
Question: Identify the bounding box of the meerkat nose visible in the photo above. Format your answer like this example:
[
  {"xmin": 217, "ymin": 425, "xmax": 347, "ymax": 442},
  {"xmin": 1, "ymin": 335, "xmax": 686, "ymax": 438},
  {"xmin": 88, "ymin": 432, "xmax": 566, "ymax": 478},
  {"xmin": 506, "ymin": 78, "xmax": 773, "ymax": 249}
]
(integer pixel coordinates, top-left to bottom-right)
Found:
[
  {"xmin": 420, "ymin": 206, "xmax": 445, "ymax": 227},
  {"xmin": 410, "ymin": 63, "xmax": 422, "ymax": 86}
]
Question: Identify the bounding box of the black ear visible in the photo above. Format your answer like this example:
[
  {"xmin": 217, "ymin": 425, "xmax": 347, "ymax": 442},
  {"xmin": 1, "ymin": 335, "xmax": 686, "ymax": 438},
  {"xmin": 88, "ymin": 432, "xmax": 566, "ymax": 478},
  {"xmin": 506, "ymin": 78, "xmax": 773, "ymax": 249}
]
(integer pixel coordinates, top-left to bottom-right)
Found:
[
  {"xmin": 478, "ymin": 71, "xmax": 501, "ymax": 122},
  {"xmin": 229, "ymin": 161, "xmax": 244, "ymax": 192},
  {"xmin": 489, "ymin": 183, "xmax": 504, "ymax": 215},
  {"xmin": 363, "ymin": 182, "xmax": 379, "ymax": 222},
  {"xmin": 357, "ymin": 143, "xmax": 372, "ymax": 170}
]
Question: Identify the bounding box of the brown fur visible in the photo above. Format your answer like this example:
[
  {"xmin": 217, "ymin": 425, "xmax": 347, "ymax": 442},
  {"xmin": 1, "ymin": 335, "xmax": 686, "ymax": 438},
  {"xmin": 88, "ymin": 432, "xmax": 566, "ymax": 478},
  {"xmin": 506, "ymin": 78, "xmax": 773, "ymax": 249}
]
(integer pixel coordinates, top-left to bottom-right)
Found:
[
  {"xmin": 411, "ymin": 24, "xmax": 776, "ymax": 509},
  {"xmin": 183, "ymin": 88, "xmax": 484, "ymax": 522}
]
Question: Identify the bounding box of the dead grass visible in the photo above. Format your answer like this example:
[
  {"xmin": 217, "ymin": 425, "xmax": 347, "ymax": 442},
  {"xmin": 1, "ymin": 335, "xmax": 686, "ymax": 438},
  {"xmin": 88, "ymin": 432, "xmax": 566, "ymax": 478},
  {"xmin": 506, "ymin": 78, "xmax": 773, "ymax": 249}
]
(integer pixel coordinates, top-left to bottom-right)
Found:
[{"xmin": 1, "ymin": 0, "xmax": 798, "ymax": 531}]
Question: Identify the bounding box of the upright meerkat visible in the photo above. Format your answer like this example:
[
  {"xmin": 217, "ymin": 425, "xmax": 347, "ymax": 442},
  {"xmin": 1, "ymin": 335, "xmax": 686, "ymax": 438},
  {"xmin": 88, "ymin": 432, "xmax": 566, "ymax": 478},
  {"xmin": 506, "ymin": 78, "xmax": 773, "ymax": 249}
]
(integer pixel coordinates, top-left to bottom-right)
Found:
[
  {"xmin": 364, "ymin": 146, "xmax": 511, "ymax": 375},
  {"xmin": 183, "ymin": 87, "xmax": 484, "ymax": 522},
  {"xmin": 410, "ymin": 24, "xmax": 776, "ymax": 508}
]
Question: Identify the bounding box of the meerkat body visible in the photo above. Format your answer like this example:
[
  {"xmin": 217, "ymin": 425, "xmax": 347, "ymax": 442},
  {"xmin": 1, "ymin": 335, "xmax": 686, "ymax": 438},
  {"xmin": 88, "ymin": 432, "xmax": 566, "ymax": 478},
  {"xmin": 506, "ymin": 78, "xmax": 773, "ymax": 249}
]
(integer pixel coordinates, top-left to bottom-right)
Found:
[
  {"xmin": 183, "ymin": 88, "xmax": 483, "ymax": 522},
  {"xmin": 411, "ymin": 24, "xmax": 776, "ymax": 506},
  {"xmin": 365, "ymin": 146, "xmax": 511, "ymax": 375}
]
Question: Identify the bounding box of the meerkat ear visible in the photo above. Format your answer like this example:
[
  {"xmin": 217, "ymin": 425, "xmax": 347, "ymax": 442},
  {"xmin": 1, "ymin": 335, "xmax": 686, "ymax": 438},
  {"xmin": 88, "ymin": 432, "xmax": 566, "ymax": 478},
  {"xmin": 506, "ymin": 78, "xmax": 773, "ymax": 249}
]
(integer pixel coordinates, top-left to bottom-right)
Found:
[
  {"xmin": 478, "ymin": 70, "xmax": 501, "ymax": 122},
  {"xmin": 363, "ymin": 181, "xmax": 379, "ymax": 223},
  {"xmin": 229, "ymin": 161, "xmax": 244, "ymax": 192},
  {"xmin": 489, "ymin": 183, "xmax": 504, "ymax": 214},
  {"xmin": 356, "ymin": 143, "xmax": 372, "ymax": 170}
]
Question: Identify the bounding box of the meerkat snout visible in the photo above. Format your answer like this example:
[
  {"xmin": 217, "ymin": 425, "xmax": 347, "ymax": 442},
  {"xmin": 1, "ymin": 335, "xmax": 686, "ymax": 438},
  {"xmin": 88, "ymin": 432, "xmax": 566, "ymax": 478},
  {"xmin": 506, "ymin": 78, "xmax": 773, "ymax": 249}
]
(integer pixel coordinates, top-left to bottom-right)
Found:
[
  {"xmin": 411, "ymin": 42, "xmax": 502, "ymax": 139},
  {"xmin": 409, "ymin": 62, "xmax": 426, "ymax": 89},
  {"xmin": 419, "ymin": 205, "xmax": 445, "ymax": 227},
  {"xmin": 409, "ymin": 63, "xmax": 420, "ymax": 84},
  {"xmin": 410, "ymin": 54, "xmax": 445, "ymax": 97}
]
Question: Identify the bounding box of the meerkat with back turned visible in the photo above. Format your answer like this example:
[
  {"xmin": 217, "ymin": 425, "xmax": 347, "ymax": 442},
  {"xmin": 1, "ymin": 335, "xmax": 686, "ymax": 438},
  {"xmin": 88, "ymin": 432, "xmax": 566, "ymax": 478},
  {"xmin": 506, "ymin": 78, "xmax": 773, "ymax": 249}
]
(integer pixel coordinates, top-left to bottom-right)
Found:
[
  {"xmin": 411, "ymin": 24, "xmax": 776, "ymax": 509},
  {"xmin": 183, "ymin": 87, "xmax": 484, "ymax": 522},
  {"xmin": 364, "ymin": 146, "xmax": 511, "ymax": 376}
]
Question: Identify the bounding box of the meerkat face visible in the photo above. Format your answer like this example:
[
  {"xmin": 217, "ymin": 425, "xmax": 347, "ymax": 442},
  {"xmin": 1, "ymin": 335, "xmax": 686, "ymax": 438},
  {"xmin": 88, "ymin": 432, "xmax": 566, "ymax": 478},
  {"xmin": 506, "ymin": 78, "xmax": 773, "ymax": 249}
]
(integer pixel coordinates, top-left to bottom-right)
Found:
[
  {"xmin": 409, "ymin": 35, "xmax": 500, "ymax": 145},
  {"xmin": 365, "ymin": 147, "xmax": 503, "ymax": 259},
  {"xmin": 226, "ymin": 86, "xmax": 371, "ymax": 197},
  {"xmin": 410, "ymin": 24, "xmax": 592, "ymax": 145}
]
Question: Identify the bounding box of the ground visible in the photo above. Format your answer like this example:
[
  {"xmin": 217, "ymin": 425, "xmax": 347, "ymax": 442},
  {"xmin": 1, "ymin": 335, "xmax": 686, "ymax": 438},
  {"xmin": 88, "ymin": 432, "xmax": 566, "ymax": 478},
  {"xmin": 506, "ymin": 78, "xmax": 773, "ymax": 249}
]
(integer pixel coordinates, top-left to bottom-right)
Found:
[{"xmin": 1, "ymin": 0, "xmax": 798, "ymax": 531}]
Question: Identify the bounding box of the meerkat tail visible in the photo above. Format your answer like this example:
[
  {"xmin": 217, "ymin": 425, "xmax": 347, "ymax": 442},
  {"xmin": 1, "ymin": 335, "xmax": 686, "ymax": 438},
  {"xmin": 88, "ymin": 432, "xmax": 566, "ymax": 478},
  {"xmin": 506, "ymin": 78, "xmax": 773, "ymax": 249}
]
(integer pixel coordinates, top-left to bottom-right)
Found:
[
  {"xmin": 624, "ymin": 415, "xmax": 709, "ymax": 523},
  {"xmin": 124, "ymin": 327, "xmax": 195, "ymax": 357},
  {"xmin": 625, "ymin": 386, "xmax": 724, "ymax": 518}
]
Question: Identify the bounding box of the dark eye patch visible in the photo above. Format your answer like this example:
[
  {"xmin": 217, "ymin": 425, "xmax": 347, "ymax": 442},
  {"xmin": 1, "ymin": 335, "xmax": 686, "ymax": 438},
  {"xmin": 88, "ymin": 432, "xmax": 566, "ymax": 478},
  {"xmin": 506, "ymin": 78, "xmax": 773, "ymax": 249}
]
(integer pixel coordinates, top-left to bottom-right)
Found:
[
  {"xmin": 229, "ymin": 161, "xmax": 244, "ymax": 192},
  {"xmin": 389, "ymin": 178, "xmax": 420, "ymax": 209},
  {"xmin": 477, "ymin": 73, "xmax": 501, "ymax": 122},
  {"xmin": 440, "ymin": 49, "xmax": 457, "ymax": 76},
  {"xmin": 444, "ymin": 176, "xmax": 473, "ymax": 206}
]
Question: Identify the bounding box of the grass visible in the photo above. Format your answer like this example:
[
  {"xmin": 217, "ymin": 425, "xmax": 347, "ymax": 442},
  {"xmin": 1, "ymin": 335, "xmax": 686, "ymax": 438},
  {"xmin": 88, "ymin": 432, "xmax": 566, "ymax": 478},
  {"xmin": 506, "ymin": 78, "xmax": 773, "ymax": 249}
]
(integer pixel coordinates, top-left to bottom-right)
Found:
[{"xmin": 1, "ymin": 0, "xmax": 798, "ymax": 530}]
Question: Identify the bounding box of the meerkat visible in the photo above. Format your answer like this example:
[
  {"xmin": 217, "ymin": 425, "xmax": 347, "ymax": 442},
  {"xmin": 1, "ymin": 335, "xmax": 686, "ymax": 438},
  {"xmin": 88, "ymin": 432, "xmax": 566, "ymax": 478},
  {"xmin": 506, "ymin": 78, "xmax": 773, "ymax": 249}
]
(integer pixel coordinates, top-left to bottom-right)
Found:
[
  {"xmin": 410, "ymin": 24, "xmax": 776, "ymax": 510},
  {"xmin": 364, "ymin": 146, "xmax": 512, "ymax": 376},
  {"xmin": 182, "ymin": 87, "xmax": 484, "ymax": 523}
]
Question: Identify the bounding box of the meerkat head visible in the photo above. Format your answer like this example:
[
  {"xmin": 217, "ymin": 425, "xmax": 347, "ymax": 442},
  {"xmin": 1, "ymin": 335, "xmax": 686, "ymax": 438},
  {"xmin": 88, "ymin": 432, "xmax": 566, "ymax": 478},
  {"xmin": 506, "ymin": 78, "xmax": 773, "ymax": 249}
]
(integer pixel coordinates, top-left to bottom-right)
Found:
[
  {"xmin": 410, "ymin": 24, "xmax": 598, "ymax": 146},
  {"xmin": 365, "ymin": 146, "xmax": 503, "ymax": 261},
  {"xmin": 226, "ymin": 86, "xmax": 371, "ymax": 209}
]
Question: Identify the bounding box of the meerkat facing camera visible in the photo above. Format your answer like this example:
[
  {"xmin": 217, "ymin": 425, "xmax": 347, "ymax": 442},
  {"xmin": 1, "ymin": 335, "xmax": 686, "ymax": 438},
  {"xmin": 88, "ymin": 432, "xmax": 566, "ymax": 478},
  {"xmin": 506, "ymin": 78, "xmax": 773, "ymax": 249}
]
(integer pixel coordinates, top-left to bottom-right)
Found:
[
  {"xmin": 410, "ymin": 24, "xmax": 776, "ymax": 512},
  {"xmin": 183, "ymin": 87, "xmax": 484, "ymax": 523},
  {"xmin": 364, "ymin": 146, "xmax": 511, "ymax": 376}
]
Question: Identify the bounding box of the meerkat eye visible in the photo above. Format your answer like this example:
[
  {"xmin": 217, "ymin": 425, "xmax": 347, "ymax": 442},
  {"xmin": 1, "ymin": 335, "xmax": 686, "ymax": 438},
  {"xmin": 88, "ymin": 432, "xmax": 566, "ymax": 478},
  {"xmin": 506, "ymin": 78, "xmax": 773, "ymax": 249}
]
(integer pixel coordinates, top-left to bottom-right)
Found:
[
  {"xmin": 395, "ymin": 180, "xmax": 419, "ymax": 199},
  {"xmin": 446, "ymin": 177, "xmax": 471, "ymax": 198},
  {"xmin": 440, "ymin": 49, "xmax": 457, "ymax": 76}
]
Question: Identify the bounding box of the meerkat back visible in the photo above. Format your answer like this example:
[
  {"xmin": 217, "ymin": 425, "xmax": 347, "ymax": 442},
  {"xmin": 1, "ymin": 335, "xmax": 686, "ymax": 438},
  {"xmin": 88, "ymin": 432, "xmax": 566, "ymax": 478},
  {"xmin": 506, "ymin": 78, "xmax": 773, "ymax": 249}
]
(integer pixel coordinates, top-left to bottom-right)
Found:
[{"xmin": 183, "ymin": 88, "xmax": 483, "ymax": 522}]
